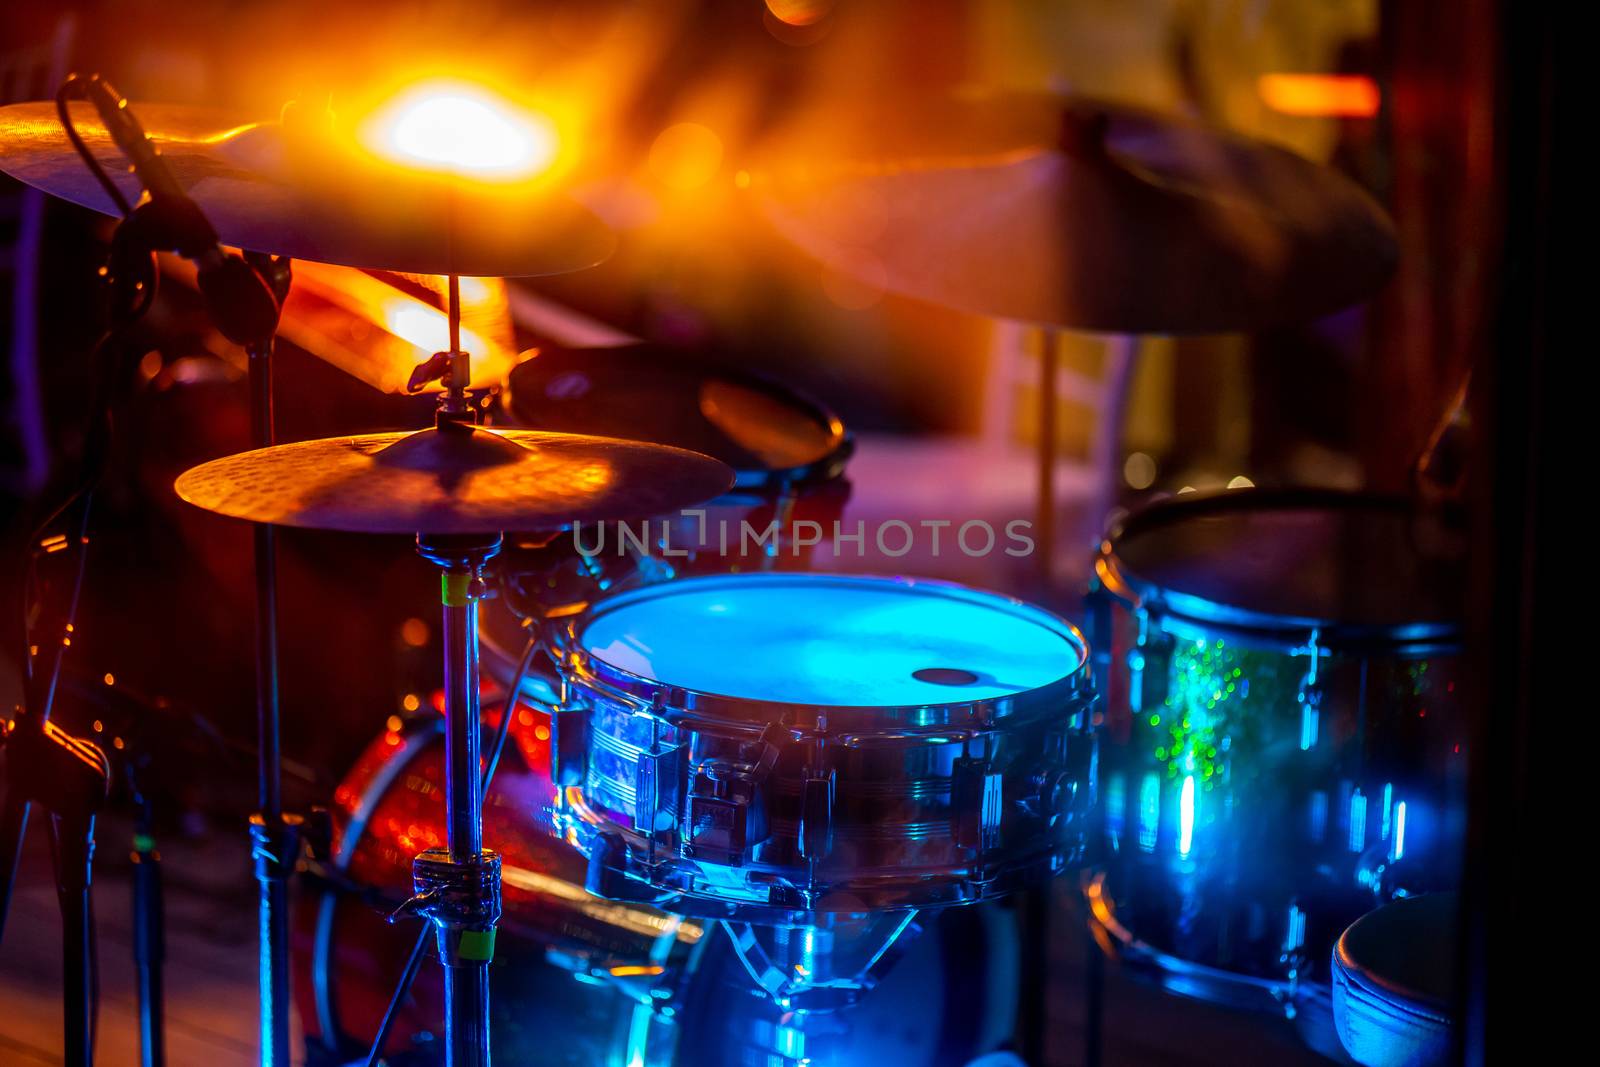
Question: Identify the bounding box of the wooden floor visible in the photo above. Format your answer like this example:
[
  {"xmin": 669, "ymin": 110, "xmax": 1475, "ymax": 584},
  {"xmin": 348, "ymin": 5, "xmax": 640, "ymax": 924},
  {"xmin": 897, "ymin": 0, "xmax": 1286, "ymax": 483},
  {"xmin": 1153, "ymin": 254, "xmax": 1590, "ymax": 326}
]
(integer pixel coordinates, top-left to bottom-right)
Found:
[
  {"xmin": 0, "ymin": 813, "xmax": 288, "ymax": 1066},
  {"xmin": 0, "ymin": 815, "xmax": 1340, "ymax": 1067}
]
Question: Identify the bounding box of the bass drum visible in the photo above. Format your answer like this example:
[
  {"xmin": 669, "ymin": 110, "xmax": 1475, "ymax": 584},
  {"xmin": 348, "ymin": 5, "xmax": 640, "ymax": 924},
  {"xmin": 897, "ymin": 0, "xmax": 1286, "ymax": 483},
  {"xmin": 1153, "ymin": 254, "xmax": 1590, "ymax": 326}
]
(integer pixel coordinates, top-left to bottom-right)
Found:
[{"xmin": 294, "ymin": 707, "xmax": 1023, "ymax": 1067}]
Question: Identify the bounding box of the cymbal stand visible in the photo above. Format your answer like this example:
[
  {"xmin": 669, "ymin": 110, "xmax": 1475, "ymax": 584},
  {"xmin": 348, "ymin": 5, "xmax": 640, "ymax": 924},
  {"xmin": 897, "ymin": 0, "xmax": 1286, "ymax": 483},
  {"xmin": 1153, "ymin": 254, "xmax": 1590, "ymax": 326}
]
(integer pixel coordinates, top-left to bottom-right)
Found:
[
  {"xmin": 410, "ymin": 532, "xmax": 502, "ymax": 1067},
  {"xmin": 401, "ymin": 277, "xmax": 503, "ymax": 1067},
  {"xmin": 235, "ymin": 252, "xmax": 299, "ymax": 1067}
]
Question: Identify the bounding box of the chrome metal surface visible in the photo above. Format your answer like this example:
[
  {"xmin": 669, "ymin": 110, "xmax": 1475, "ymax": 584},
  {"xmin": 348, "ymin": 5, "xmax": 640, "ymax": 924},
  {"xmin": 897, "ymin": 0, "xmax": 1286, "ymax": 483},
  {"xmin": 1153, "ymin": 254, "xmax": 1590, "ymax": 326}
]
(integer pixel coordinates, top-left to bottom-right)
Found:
[
  {"xmin": 555, "ymin": 573, "xmax": 1098, "ymax": 918},
  {"xmin": 297, "ymin": 712, "xmax": 1023, "ymax": 1066}
]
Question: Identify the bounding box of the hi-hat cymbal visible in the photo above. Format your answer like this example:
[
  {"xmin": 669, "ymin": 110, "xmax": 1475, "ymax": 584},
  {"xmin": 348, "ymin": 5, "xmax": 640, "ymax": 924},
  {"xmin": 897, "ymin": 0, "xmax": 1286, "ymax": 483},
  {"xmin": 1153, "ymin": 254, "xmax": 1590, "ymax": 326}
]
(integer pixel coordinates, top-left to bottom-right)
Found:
[
  {"xmin": 751, "ymin": 93, "xmax": 1397, "ymax": 333},
  {"xmin": 0, "ymin": 101, "xmax": 614, "ymax": 277},
  {"xmin": 175, "ymin": 426, "xmax": 733, "ymax": 534}
]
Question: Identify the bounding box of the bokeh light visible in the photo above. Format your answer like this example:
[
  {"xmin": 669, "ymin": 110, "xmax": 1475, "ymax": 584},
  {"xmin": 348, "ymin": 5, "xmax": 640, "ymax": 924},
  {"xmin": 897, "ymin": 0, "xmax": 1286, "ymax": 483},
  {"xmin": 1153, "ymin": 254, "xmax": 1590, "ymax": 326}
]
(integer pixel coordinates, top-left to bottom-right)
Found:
[
  {"xmin": 1257, "ymin": 74, "xmax": 1380, "ymax": 118},
  {"xmin": 359, "ymin": 79, "xmax": 560, "ymax": 180},
  {"xmin": 648, "ymin": 122, "xmax": 725, "ymax": 191},
  {"xmin": 1124, "ymin": 452, "xmax": 1157, "ymax": 490}
]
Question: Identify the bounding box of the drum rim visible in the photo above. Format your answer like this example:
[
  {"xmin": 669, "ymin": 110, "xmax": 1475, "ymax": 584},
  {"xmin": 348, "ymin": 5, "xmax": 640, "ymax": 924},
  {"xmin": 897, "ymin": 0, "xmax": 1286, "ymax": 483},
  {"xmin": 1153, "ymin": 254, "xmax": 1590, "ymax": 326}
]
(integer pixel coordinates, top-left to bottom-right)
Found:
[
  {"xmin": 1096, "ymin": 487, "xmax": 1463, "ymax": 650},
  {"xmin": 501, "ymin": 344, "xmax": 854, "ymax": 491},
  {"xmin": 566, "ymin": 571, "xmax": 1093, "ymax": 726}
]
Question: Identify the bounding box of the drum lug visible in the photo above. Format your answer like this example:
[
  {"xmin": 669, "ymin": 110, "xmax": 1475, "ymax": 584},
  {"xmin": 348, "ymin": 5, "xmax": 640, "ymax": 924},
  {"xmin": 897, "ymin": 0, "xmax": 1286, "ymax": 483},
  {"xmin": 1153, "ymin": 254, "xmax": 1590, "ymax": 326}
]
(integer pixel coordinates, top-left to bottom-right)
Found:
[
  {"xmin": 1293, "ymin": 629, "xmax": 1324, "ymax": 751},
  {"xmin": 549, "ymin": 702, "xmax": 590, "ymax": 789},
  {"xmin": 798, "ymin": 773, "xmax": 836, "ymax": 861},
  {"xmin": 683, "ymin": 728, "xmax": 780, "ymax": 866},
  {"xmin": 584, "ymin": 828, "xmax": 659, "ymax": 903},
  {"xmin": 1127, "ymin": 609, "xmax": 1151, "ymax": 714},
  {"xmin": 633, "ymin": 744, "xmax": 684, "ymax": 838},
  {"xmin": 952, "ymin": 757, "xmax": 1004, "ymax": 852}
]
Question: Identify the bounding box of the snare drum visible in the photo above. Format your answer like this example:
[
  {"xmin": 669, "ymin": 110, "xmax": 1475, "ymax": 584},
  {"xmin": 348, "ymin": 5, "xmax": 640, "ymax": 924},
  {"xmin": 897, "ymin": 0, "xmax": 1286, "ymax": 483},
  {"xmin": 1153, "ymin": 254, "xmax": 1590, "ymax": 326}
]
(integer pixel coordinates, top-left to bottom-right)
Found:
[
  {"xmin": 1085, "ymin": 489, "xmax": 1467, "ymax": 1016},
  {"xmin": 549, "ymin": 572, "xmax": 1097, "ymax": 919}
]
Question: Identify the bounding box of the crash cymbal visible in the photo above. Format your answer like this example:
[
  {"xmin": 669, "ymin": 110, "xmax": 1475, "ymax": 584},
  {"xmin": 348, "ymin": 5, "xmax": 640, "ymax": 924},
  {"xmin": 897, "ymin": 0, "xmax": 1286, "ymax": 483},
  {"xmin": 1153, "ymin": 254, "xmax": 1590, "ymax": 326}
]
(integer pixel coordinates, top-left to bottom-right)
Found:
[
  {"xmin": 0, "ymin": 101, "xmax": 614, "ymax": 276},
  {"xmin": 750, "ymin": 93, "xmax": 1397, "ymax": 333},
  {"xmin": 174, "ymin": 425, "xmax": 733, "ymax": 534}
]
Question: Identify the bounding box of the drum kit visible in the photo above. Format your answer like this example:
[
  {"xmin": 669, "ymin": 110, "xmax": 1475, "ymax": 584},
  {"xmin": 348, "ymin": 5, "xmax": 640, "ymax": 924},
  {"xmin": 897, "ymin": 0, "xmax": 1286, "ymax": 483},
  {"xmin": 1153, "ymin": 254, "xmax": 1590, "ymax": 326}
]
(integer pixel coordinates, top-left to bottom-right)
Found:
[{"xmin": 0, "ymin": 65, "xmax": 1467, "ymax": 1067}]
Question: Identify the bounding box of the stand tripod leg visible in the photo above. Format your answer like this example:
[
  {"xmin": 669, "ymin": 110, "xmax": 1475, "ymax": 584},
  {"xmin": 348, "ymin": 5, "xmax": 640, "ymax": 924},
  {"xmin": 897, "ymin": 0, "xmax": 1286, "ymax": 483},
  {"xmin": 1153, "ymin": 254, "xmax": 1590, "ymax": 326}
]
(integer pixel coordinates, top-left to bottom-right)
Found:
[
  {"xmin": 251, "ymin": 814, "xmax": 299, "ymax": 1067},
  {"xmin": 247, "ymin": 337, "xmax": 293, "ymax": 1067},
  {"xmin": 0, "ymin": 792, "xmax": 31, "ymax": 945},
  {"xmin": 131, "ymin": 827, "xmax": 165, "ymax": 1067},
  {"xmin": 52, "ymin": 811, "xmax": 97, "ymax": 1067}
]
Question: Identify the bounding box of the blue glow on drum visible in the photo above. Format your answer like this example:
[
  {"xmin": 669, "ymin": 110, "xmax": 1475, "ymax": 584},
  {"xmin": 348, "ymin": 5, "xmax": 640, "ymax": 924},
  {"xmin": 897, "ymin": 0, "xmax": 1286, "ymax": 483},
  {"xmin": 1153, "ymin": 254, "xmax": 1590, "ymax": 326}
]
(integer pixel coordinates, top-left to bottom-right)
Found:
[
  {"xmin": 1179, "ymin": 774, "xmax": 1196, "ymax": 857},
  {"xmin": 1308, "ymin": 789, "xmax": 1328, "ymax": 843},
  {"xmin": 1349, "ymin": 790, "xmax": 1368, "ymax": 853},
  {"xmin": 1299, "ymin": 699, "xmax": 1319, "ymax": 751},
  {"xmin": 1393, "ymin": 802, "xmax": 1408, "ymax": 861},
  {"xmin": 1139, "ymin": 773, "xmax": 1160, "ymax": 852},
  {"xmin": 580, "ymin": 576, "xmax": 1082, "ymax": 706}
]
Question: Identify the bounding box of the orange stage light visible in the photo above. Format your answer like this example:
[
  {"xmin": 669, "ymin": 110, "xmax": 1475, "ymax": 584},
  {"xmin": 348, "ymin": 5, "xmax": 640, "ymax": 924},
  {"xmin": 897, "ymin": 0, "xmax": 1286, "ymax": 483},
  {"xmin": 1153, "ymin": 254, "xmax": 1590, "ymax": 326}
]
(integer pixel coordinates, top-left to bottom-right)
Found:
[
  {"xmin": 278, "ymin": 262, "xmax": 517, "ymax": 393},
  {"xmin": 358, "ymin": 79, "xmax": 560, "ymax": 181},
  {"xmin": 1258, "ymin": 74, "xmax": 1380, "ymax": 118}
]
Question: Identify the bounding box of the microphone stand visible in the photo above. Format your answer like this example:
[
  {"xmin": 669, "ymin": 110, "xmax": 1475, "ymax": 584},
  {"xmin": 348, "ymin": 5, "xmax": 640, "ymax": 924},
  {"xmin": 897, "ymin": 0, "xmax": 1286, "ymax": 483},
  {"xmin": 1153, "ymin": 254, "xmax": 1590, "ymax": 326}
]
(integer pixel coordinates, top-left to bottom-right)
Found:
[{"xmin": 0, "ymin": 210, "xmax": 147, "ymax": 1067}]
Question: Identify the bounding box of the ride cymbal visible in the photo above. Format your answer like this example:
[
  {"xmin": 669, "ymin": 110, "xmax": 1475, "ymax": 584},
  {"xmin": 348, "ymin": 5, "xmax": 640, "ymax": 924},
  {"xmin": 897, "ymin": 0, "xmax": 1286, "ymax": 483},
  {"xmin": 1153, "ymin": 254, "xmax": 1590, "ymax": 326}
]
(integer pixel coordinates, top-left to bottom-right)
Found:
[
  {"xmin": 751, "ymin": 93, "xmax": 1397, "ymax": 333},
  {"xmin": 0, "ymin": 101, "xmax": 614, "ymax": 277},
  {"xmin": 175, "ymin": 426, "xmax": 733, "ymax": 534}
]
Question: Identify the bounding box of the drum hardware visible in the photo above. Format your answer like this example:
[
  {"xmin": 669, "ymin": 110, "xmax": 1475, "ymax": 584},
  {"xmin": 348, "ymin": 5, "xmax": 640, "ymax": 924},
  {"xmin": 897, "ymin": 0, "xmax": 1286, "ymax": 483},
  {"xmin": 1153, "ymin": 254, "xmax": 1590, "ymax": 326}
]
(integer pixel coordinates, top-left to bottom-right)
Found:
[
  {"xmin": 299, "ymin": 678, "xmax": 1029, "ymax": 1067},
  {"xmin": 719, "ymin": 911, "xmax": 922, "ymax": 1011},
  {"xmin": 0, "ymin": 714, "xmax": 110, "ymax": 1067},
  {"xmin": 0, "ymin": 73, "xmax": 277, "ymax": 1066},
  {"xmin": 0, "ymin": 72, "xmax": 304, "ymax": 1067}
]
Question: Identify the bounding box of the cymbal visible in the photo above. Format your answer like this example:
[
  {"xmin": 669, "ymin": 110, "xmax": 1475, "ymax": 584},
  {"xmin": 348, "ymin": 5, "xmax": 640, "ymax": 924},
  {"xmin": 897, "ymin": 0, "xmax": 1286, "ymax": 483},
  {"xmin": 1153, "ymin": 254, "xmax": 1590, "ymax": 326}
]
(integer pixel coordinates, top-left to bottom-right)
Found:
[
  {"xmin": 0, "ymin": 101, "xmax": 615, "ymax": 277},
  {"xmin": 174, "ymin": 425, "xmax": 734, "ymax": 534},
  {"xmin": 750, "ymin": 93, "xmax": 1397, "ymax": 333}
]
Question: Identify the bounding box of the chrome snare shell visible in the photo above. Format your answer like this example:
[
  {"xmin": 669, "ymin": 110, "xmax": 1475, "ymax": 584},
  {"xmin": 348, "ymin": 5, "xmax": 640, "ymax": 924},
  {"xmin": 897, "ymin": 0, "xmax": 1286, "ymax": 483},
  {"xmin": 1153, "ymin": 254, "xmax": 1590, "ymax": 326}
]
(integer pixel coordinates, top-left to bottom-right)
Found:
[{"xmin": 547, "ymin": 573, "xmax": 1098, "ymax": 920}]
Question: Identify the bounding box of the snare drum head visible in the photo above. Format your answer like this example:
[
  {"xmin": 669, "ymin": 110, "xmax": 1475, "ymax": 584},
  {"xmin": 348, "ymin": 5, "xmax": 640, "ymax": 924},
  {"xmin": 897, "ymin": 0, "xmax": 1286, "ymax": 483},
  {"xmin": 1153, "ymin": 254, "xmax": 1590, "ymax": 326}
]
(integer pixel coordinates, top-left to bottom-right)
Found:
[
  {"xmin": 503, "ymin": 343, "xmax": 849, "ymax": 488},
  {"xmin": 576, "ymin": 573, "xmax": 1087, "ymax": 712},
  {"xmin": 1104, "ymin": 489, "xmax": 1463, "ymax": 642}
]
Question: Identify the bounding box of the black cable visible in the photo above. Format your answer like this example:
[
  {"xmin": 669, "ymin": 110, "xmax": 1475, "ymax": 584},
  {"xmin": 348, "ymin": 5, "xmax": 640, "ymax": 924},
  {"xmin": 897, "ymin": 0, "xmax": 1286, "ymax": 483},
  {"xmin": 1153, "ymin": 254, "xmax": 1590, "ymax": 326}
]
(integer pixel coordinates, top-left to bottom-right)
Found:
[
  {"xmin": 54, "ymin": 76, "xmax": 132, "ymax": 217},
  {"xmin": 362, "ymin": 926, "xmax": 429, "ymax": 1067},
  {"xmin": 482, "ymin": 628, "xmax": 540, "ymax": 795},
  {"xmin": 19, "ymin": 80, "xmax": 154, "ymax": 721},
  {"xmin": 360, "ymin": 630, "xmax": 540, "ymax": 1067}
]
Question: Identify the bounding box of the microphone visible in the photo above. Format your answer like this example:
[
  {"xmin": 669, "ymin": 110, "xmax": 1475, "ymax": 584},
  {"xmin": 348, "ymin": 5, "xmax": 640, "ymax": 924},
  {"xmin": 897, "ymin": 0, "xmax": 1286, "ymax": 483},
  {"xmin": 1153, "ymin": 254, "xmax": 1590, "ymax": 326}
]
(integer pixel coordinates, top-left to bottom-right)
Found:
[{"xmin": 81, "ymin": 75, "xmax": 282, "ymax": 346}]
